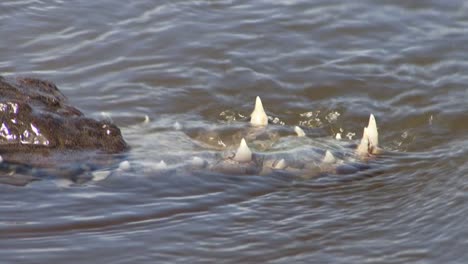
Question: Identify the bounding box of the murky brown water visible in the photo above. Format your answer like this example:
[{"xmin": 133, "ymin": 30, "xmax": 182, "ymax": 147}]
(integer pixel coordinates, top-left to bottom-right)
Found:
[{"xmin": 1, "ymin": 0, "xmax": 468, "ymax": 263}]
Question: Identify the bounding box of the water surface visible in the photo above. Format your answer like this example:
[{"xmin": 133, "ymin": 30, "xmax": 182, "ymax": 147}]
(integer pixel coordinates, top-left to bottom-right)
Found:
[{"xmin": 1, "ymin": 1, "xmax": 468, "ymax": 263}]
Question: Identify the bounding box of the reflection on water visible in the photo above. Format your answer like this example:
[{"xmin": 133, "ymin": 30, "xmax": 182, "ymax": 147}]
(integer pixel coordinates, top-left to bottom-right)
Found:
[{"xmin": 1, "ymin": 0, "xmax": 468, "ymax": 263}]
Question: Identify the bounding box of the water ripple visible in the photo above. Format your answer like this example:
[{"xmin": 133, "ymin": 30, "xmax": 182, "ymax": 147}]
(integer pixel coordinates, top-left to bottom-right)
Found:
[{"xmin": 1, "ymin": 0, "xmax": 468, "ymax": 263}]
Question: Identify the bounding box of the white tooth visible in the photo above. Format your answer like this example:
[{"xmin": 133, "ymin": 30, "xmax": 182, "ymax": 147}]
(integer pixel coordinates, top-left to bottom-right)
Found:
[
  {"xmin": 273, "ymin": 159, "xmax": 287, "ymax": 169},
  {"xmin": 92, "ymin": 170, "xmax": 111, "ymax": 181},
  {"xmin": 356, "ymin": 114, "xmax": 379, "ymax": 156},
  {"xmin": 143, "ymin": 115, "xmax": 150, "ymax": 124},
  {"xmin": 322, "ymin": 150, "xmax": 336, "ymax": 164},
  {"xmin": 250, "ymin": 96, "xmax": 268, "ymax": 126},
  {"xmin": 367, "ymin": 114, "xmax": 378, "ymax": 149},
  {"xmin": 173, "ymin": 121, "xmax": 182, "ymax": 130},
  {"xmin": 154, "ymin": 160, "xmax": 168, "ymax": 170},
  {"xmin": 233, "ymin": 138, "xmax": 252, "ymax": 163},
  {"xmin": 118, "ymin": 160, "xmax": 131, "ymax": 171},
  {"xmin": 190, "ymin": 156, "xmax": 206, "ymax": 168},
  {"xmin": 335, "ymin": 133, "xmax": 342, "ymax": 140},
  {"xmin": 294, "ymin": 126, "xmax": 306, "ymax": 137},
  {"xmin": 356, "ymin": 127, "xmax": 369, "ymax": 156}
]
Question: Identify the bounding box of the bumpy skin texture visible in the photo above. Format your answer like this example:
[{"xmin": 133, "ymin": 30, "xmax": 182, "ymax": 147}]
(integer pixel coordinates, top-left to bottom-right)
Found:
[{"xmin": 0, "ymin": 76, "xmax": 127, "ymax": 158}]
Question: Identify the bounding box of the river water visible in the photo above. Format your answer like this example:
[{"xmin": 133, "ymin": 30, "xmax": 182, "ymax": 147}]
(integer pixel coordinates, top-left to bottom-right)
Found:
[{"xmin": 1, "ymin": 1, "xmax": 468, "ymax": 263}]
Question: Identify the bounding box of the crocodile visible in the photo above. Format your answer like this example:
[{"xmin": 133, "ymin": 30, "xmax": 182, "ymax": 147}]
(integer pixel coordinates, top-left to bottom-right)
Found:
[
  {"xmin": 0, "ymin": 75, "xmax": 382, "ymax": 186},
  {"xmin": 0, "ymin": 75, "xmax": 127, "ymax": 186}
]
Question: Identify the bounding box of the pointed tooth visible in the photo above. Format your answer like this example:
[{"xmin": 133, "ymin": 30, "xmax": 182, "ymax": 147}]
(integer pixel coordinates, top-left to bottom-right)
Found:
[
  {"xmin": 294, "ymin": 126, "xmax": 306, "ymax": 137},
  {"xmin": 255, "ymin": 96, "xmax": 263, "ymax": 111},
  {"xmin": 190, "ymin": 157, "xmax": 207, "ymax": 168},
  {"xmin": 233, "ymin": 138, "xmax": 252, "ymax": 163},
  {"xmin": 335, "ymin": 133, "xmax": 342, "ymax": 140},
  {"xmin": 355, "ymin": 114, "xmax": 380, "ymax": 156},
  {"xmin": 154, "ymin": 160, "xmax": 168, "ymax": 170},
  {"xmin": 273, "ymin": 159, "xmax": 287, "ymax": 169},
  {"xmin": 92, "ymin": 170, "xmax": 111, "ymax": 181},
  {"xmin": 367, "ymin": 114, "xmax": 378, "ymax": 148},
  {"xmin": 250, "ymin": 96, "xmax": 268, "ymax": 126},
  {"xmin": 118, "ymin": 160, "xmax": 131, "ymax": 171},
  {"xmin": 173, "ymin": 121, "xmax": 182, "ymax": 130},
  {"xmin": 356, "ymin": 127, "xmax": 369, "ymax": 156},
  {"xmin": 322, "ymin": 150, "xmax": 336, "ymax": 164}
]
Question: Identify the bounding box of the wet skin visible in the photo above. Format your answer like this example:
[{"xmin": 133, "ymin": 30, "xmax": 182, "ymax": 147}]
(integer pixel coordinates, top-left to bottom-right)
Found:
[{"xmin": 0, "ymin": 76, "xmax": 128, "ymax": 185}]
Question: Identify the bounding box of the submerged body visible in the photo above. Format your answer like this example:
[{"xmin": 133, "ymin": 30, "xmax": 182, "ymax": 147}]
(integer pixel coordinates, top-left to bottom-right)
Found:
[
  {"xmin": 151, "ymin": 97, "xmax": 381, "ymax": 179},
  {"xmin": 0, "ymin": 76, "xmax": 382, "ymax": 186}
]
